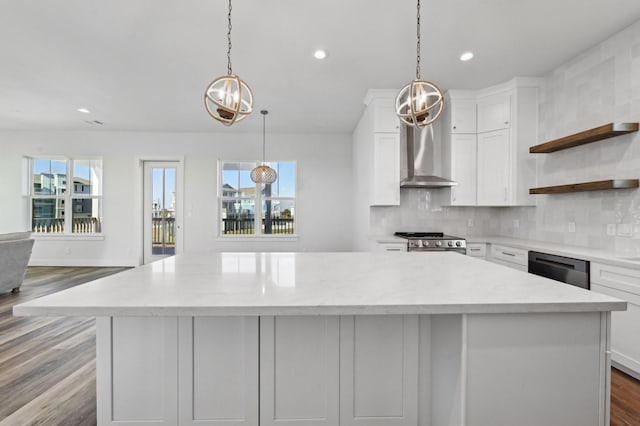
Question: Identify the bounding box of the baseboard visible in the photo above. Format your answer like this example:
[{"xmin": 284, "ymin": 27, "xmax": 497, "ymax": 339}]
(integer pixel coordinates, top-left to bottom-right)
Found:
[{"xmin": 29, "ymin": 258, "xmax": 139, "ymax": 267}]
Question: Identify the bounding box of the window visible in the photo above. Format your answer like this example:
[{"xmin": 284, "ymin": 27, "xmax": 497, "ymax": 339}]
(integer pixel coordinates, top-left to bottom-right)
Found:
[
  {"xmin": 219, "ymin": 161, "xmax": 296, "ymax": 236},
  {"xmin": 27, "ymin": 157, "xmax": 103, "ymax": 235}
]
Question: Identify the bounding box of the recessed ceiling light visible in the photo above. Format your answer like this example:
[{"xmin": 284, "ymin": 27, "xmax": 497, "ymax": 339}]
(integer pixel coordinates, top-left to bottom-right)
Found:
[
  {"xmin": 460, "ymin": 52, "xmax": 474, "ymax": 62},
  {"xmin": 314, "ymin": 49, "xmax": 327, "ymax": 60},
  {"xmin": 77, "ymin": 108, "xmax": 91, "ymax": 114}
]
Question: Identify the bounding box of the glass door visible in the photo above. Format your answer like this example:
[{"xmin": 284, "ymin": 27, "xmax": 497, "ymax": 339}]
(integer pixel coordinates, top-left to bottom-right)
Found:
[{"xmin": 143, "ymin": 161, "xmax": 181, "ymax": 264}]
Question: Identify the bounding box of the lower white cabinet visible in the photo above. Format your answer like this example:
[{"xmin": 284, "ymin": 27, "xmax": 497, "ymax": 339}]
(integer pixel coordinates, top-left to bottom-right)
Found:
[
  {"xmin": 97, "ymin": 312, "xmax": 608, "ymax": 426},
  {"xmin": 466, "ymin": 243, "xmax": 487, "ymax": 258},
  {"xmin": 590, "ymin": 262, "xmax": 640, "ymax": 379},
  {"xmin": 488, "ymin": 244, "xmax": 528, "ymax": 271},
  {"xmin": 260, "ymin": 316, "xmax": 340, "ymax": 425},
  {"xmin": 178, "ymin": 317, "xmax": 259, "ymax": 426},
  {"xmin": 340, "ymin": 316, "xmax": 418, "ymax": 426},
  {"xmin": 373, "ymin": 241, "xmax": 407, "ymax": 252}
]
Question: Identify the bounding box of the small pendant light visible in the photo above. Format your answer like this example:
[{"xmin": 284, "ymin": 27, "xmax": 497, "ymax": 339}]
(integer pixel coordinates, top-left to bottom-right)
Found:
[
  {"xmin": 250, "ymin": 110, "xmax": 277, "ymax": 184},
  {"xmin": 204, "ymin": 0, "xmax": 253, "ymax": 126},
  {"xmin": 395, "ymin": 0, "xmax": 444, "ymax": 128}
]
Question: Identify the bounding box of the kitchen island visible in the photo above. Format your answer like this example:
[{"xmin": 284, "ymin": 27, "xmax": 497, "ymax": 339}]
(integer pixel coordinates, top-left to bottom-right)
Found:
[{"xmin": 13, "ymin": 252, "xmax": 626, "ymax": 426}]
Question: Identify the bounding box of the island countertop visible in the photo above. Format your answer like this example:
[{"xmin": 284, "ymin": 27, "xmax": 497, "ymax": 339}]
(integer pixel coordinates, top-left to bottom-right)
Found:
[{"xmin": 13, "ymin": 252, "xmax": 626, "ymax": 317}]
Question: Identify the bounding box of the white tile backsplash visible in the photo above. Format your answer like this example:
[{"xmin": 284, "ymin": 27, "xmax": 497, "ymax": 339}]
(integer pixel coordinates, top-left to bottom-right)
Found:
[{"xmin": 371, "ymin": 18, "xmax": 640, "ymax": 257}]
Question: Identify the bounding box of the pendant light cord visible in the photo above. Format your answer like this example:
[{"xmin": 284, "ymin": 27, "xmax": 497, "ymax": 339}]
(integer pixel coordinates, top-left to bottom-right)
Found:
[
  {"xmin": 416, "ymin": 0, "xmax": 421, "ymax": 80},
  {"xmin": 227, "ymin": 0, "xmax": 233, "ymax": 75},
  {"xmin": 261, "ymin": 110, "xmax": 268, "ymax": 163}
]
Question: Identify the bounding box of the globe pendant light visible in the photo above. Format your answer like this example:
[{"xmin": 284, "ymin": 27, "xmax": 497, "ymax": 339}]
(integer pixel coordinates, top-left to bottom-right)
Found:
[
  {"xmin": 250, "ymin": 110, "xmax": 277, "ymax": 184},
  {"xmin": 204, "ymin": 0, "xmax": 253, "ymax": 126},
  {"xmin": 395, "ymin": 0, "xmax": 444, "ymax": 128}
]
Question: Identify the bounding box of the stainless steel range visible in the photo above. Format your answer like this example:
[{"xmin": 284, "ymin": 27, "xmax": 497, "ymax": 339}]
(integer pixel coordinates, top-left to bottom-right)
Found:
[{"xmin": 394, "ymin": 232, "xmax": 467, "ymax": 254}]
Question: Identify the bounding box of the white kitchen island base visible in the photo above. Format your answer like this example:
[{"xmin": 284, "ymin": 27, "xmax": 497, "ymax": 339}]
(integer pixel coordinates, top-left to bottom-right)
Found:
[
  {"xmin": 14, "ymin": 252, "xmax": 624, "ymax": 426},
  {"xmin": 95, "ymin": 312, "xmax": 611, "ymax": 426}
]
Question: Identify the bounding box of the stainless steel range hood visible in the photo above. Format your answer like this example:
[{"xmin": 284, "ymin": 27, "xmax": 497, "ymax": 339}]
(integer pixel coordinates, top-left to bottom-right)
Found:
[{"xmin": 400, "ymin": 124, "xmax": 457, "ymax": 188}]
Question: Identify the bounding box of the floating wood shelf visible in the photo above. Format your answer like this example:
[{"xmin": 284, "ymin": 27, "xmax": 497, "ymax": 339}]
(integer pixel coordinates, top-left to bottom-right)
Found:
[
  {"xmin": 529, "ymin": 122, "xmax": 639, "ymax": 153},
  {"xmin": 530, "ymin": 179, "xmax": 639, "ymax": 194}
]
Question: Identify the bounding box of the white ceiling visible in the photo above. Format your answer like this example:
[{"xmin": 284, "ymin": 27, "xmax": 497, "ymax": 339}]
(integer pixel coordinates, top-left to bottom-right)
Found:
[{"xmin": 1, "ymin": 0, "xmax": 640, "ymax": 134}]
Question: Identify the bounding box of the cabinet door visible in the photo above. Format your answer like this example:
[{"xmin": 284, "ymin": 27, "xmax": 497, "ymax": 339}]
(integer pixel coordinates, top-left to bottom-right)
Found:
[
  {"xmin": 96, "ymin": 317, "xmax": 178, "ymax": 425},
  {"xmin": 373, "ymin": 99, "xmax": 401, "ymax": 133},
  {"xmin": 260, "ymin": 316, "xmax": 340, "ymax": 426},
  {"xmin": 477, "ymin": 129, "xmax": 510, "ymax": 205},
  {"xmin": 477, "ymin": 93, "xmax": 511, "ymax": 133},
  {"xmin": 591, "ymin": 284, "xmax": 640, "ymax": 377},
  {"xmin": 178, "ymin": 317, "xmax": 259, "ymax": 426},
  {"xmin": 339, "ymin": 315, "xmax": 418, "ymax": 426},
  {"xmin": 591, "ymin": 262, "xmax": 640, "ymax": 377},
  {"xmin": 450, "ymin": 100, "xmax": 477, "ymax": 133},
  {"xmin": 450, "ymin": 134, "xmax": 477, "ymax": 205},
  {"xmin": 371, "ymin": 133, "xmax": 400, "ymax": 206}
]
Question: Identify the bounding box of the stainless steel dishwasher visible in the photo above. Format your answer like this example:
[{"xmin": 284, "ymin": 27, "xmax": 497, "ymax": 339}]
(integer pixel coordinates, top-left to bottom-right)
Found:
[{"xmin": 528, "ymin": 251, "xmax": 590, "ymax": 290}]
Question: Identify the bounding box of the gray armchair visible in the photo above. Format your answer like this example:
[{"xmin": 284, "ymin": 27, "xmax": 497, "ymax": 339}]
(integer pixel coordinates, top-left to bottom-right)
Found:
[{"xmin": 0, "ymin": 232, "xmax": 34, "ymax": 294}]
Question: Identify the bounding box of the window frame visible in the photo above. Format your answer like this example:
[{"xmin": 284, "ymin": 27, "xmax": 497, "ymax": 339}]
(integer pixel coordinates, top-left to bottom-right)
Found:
[
  {"xmin": 218, "ymin": 160, "xmax": 297, "ymax": 239},
  {"xmin": 26, "ymin": 156, "xmax": 104, "ymax": 238}
]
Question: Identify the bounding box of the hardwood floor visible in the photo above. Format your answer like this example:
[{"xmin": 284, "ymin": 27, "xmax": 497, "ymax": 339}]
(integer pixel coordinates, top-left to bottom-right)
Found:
[
  {"xmin": 1, "ymin": 266, "xmax": 639, "ymax": 425},
  {"xmin": 0, "ymin": 266, "xmax": 127, "ymax": 426}
]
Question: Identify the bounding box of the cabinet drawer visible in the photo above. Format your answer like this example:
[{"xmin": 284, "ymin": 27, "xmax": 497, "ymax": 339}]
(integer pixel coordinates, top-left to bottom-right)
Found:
[
  {"xmin": 375, "ymin": 242, "xmax": 407, "ymax": 252},
  {"xmin": 467, "ymin": 243, "xmax": 486, "ymax": 258},
  {"xmin": 591, "ymin": 262, "xmax": 640, "ymax": 296},
  {"xmin": 491, "ymin": 244, "xmax": 527, "ymax": 266}
]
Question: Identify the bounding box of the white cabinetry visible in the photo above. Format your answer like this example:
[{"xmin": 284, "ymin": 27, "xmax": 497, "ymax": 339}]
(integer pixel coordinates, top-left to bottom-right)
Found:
[
  {"xmin": 178, "ymin": 317, "xmax": 259, "ymax": 426},
  {"xmin": 450, "ymin": 100, "xmax": 477, "ymax": 133},
  {"xmin": 353, "ymin": 90, "xmax": 401, "ymax": 207},
  {"xmin": 488, "ymin": 244, "xmax": 528, "ymax": 271},
  {"xmin": 590, "ymin": 262, "xmax": 640, "ymax": 379},
  {"xmin": 339, "ymin": 316, "xmax": 418, "ymax": 425},
  {"xmin": 373, "ymin": 241, "xmax": 407, "ymax": 252},
  {"xmin": 477, "ymin": 129, "xmax": 510, "ymax": 206},
  {"xmin": 448, "ymin": 134, "xmax": 477, "ymax": 205},
  {"xmin": 260, "ymin": 316, "xmax": 340, "ymax": 425},
  {"xmin": 372, "ymin": 133, "xmax": 400, "ymax": 205},
  {"xmin": 466, "ymin": 243, "xmax": 487, "ymax": 258},
  {"xmin": 477, "ymin": 93, "xmax": 511, "ymax": 133},
  {"xmin": 443, "ymin": 78, "xmax": 540, "ymax": 206}
]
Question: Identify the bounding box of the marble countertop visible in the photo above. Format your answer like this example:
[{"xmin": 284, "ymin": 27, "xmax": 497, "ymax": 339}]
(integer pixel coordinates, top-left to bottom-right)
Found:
[
  {"xmin": 466, "ymin": 236, "xmax": 640, "ymax": 269},
  {"xmin": 13, "ymin": 252, "xmax": 625, "ymax": 317}
]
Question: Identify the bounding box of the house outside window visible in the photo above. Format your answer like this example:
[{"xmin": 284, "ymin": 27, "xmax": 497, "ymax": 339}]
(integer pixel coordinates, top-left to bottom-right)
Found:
[
  {"xmin": 27, "ymin": 157, "xmax": 103, "ymax": 235},
  {"xmin": 219, "ymin": 161, "xmax": 296, "ymax": 236}
]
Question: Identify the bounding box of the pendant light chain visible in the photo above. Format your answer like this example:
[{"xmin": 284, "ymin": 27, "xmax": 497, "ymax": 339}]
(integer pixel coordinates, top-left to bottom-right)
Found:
[
  {"xmin": 416, "ymin": 0, "xmax": 421, "ymax": 80},
  {"xmin": 226, "ymin": 0, "xmax": 233, "ymax": 75}
]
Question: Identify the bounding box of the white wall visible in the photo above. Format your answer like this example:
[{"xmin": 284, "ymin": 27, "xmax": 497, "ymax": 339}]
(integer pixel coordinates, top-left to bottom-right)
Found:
[
  {"xmin": 0, "ymin": 130, "xmax": 354, "ymax": 266},
  {"xmin": 497, "ymin": 18, "xmax": 640, "ymax": 256}
]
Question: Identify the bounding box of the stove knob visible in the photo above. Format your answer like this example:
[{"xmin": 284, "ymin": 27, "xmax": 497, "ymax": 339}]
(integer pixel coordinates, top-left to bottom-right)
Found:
[
  {"xmin": 448, "ymin": 241, "xmax": 453, "ymax": 247},
  {"xmin": 435, "ymin": 241, "xmax": 442, "ymax": 247},
  {"xmin": 456, "ymin": 241, "xmax": 462, "ymax": 247},
  {"xmin": 423, "ymin": 240, "xmax": 429, "ymax": 247}
]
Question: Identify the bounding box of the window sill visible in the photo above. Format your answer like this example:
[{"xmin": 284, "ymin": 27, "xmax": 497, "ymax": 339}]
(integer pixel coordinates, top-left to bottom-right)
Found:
[
  {"xmin": 217, "ymin": 235, "xmax": 299, "ymax": 242},
  {"xmin": 32, "ymin": 234, "xmax": 105, "ymax": 241}
]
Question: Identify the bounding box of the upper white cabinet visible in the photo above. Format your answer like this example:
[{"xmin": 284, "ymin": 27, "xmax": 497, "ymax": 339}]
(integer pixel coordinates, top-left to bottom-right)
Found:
[
  {"xmin": 372, "ymin": 98, "xmax": 401, "ymax": 133},
  {"xmin": 450, "ymin": 100, "xmax": 477, "ymax": 134},
  {"xmin": 448, "ymin": 133, "xmax": 477, "ymax": 205},
  {"xmin": 477, "ymin": 129, "xmax": 510, "ymax": 206},
  {"xmin": 442, "ymin": 78, "xmax": 541, "ymax": 206},
  {"xmin": 477, "ymin": 93, "xmax": 511, "ymax": 133},
  {"xmin": 353, "ymin": 90, "xmax": 401, "ymax": 207},
  {"xmin": 372, "ymin": 133, "xmax": 400, "ymax": 206}
]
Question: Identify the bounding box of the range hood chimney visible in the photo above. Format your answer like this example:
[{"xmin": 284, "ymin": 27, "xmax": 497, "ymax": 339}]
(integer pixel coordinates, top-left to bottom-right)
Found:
[{"xmin": 400, "ymin": 124, "xmax": 457, "ymax": 188}]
